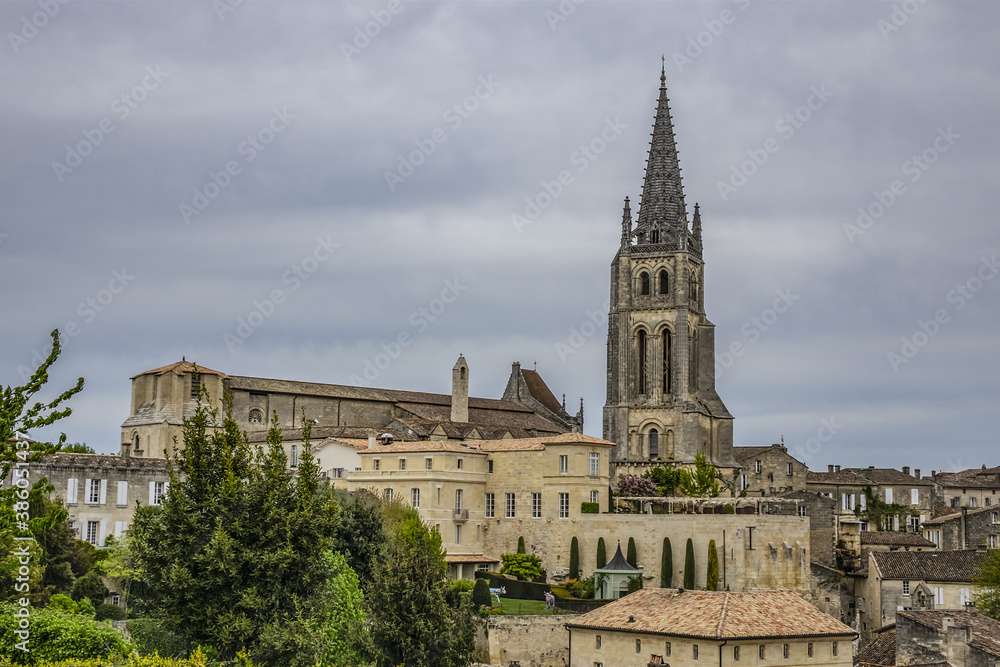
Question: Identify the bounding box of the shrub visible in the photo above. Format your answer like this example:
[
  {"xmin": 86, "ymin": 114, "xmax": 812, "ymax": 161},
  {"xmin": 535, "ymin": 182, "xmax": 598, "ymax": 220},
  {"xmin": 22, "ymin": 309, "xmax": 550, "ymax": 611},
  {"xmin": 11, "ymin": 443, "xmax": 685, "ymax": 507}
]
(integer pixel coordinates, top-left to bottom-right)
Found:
[
  {"xmin": 580, "ymin": 502, "xmax": 599, "ymax": 514},
  {"xmin": 707, "ymin": 539, "xmax": 719, "ymax": 590},
  {"xmin": 128, "ymin": 618, "xmax": 187, "ymax": 658},
  {"xmin": 723, "ymin": 504, "xmax": 736, "ymax": 514},
  {"xmin": 70, "ymin": 570, "xmax": 108, "ymax": 605},
  {"xmin": 0, "ymin": 604, "xmax": 131, "ymax": 662},
  {"xmin": 95, "ymin": 603, "xmax": 126, "ymax": 621},
  {"xmin": 500, "ymin": 553, "xmax": 543, "ymax": 581},
  {"xmin": 569, "ymin": 537, "xmax": 580, "ymax": 580},
  {"xmin": 660, "ymin": 538, "xmax": 672, "ymax": 588},
  {"xmin": 596, "ymin": 537, "xmax": 606, "ymax": 569},
  {"xmin": 627, "ymin": 538, "xmax": 637, "ymax": 567},
  {"xmin": 76, "ymin": 597, "xmax": 96, "ymax": 617},
  {"xmin": 47, "ymin": 594, "xmax": 78, "ymax": 614},
  {"xmin": 684, "ymin": 538, "xmax": 695, "ymax": 589},
  {"xmin": 472, "ymin": 578, "xmax": 492, "ymax": 610},
  {"xmin": 627, "ymin": 575, "xmax": 644, "ymax": 593},
  {"xmin": 517, "ymin": 536, "xmax": 526, "ymax": 554}
]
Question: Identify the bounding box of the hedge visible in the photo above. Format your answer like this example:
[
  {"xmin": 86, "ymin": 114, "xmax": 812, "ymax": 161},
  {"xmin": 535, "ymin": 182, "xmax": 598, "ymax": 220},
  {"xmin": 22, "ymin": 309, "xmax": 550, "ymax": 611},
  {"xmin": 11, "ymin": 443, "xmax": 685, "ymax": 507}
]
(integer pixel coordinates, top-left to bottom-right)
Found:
[
  {"xmin": 580, "ymin": 502, "xmax": 599, "ymax": 514},
  {"xmin": 474, "ymin": 572, "xmax": 550, "ymax": 601}
]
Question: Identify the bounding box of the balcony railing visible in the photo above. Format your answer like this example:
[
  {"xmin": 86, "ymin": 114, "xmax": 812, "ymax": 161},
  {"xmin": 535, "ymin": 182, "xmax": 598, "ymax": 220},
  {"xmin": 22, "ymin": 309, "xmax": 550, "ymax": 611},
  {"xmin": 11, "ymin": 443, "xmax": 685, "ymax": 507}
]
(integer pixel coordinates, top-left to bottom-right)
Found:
[{"xmin": 453, "ymin": 508, "xmax": 469, "ymax": 521}]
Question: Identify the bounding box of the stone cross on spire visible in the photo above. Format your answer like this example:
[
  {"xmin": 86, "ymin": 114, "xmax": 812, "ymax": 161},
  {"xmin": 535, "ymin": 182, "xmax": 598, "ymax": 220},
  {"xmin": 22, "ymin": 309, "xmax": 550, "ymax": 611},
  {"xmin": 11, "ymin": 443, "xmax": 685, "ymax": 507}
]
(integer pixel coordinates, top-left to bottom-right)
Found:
[{"xmin": 636, "ymin": 64, "xmax": 687, "ymax": 235}]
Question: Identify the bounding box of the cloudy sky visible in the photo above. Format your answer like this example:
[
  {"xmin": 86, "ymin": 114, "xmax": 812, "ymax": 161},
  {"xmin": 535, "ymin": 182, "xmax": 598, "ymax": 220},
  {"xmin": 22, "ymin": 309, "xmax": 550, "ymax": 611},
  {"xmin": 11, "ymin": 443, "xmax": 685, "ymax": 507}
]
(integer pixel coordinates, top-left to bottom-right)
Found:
[{"xmin": 2, "ymin": 1, "xmax": 998, "ymax": 474}]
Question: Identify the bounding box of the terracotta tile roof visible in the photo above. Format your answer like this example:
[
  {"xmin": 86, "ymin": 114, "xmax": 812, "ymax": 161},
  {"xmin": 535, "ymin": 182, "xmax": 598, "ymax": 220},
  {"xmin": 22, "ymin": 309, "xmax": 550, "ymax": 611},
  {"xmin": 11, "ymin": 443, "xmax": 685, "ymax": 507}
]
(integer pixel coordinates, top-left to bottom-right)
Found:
[
  {"xmin": 477, "ymin": 433, "xmax": 614, "ymax": 452},
  {"xmin": 246, "ymin": 425, "xmax": 382, "ymax": 443},
  {"xmin": 358, "ymin": 440, "xmax": 488, "ymax": 455},
  {"xmin": 855, "ymin": 628, "xmax": 896, "ymax": 667},
  {"xmin": 565, "ymin": 589, "xmax": 855, "ymax": 639},
  {"xmin": 132, "ymin": 360, "xmax": 227, "ymax": 379},
  {"xmin": 923, "ymin": 506, "xmax": 996, "ymax": 526},
  {"xmin": 807, "ymin": 470, "xmax": 872, "ymax": 485},
  {"xmin": 896, "ymin": 610, "xmax": 1000, "ymax": 657},
  {"xmin": 860, "ymin": 531, "xmax": 936, "ymax": 547},
  {"xmin": 871, "ymin": 550, "xmax": 988, "ymax": 582}
]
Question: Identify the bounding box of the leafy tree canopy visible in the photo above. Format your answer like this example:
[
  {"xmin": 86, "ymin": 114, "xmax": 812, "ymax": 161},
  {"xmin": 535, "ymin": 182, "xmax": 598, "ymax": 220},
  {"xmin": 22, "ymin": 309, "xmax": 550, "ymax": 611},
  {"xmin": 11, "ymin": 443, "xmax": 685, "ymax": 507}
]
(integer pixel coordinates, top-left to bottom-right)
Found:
[{"xmin": 974, "ymin": 547, "xmax": 1000, "ymax": 620}]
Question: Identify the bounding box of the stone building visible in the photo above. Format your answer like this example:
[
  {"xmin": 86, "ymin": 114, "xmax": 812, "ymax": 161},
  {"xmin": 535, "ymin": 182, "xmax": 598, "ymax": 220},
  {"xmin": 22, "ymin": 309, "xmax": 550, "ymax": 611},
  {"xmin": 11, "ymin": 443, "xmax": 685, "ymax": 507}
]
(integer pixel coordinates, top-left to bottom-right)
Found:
[
  {"xmin": 855, "ymin": 549, "xmax": 989, "ymax": 645},
  {"xmin": 779, "ymin": 490, "xmax": 837, "ymax": 567},
  {"xmin": 121, "ymin": 357, "xmax": 582, "ymax": 460},
  {"xmin": 565, "ymin": 588, "xmax": 855, "ymax": 667},
  {"xmin": 894, "ymin": 610, "xmax": 1000, "ymax": 667},
  {"xmin": 859, "ymin": 530, "xmax": 937, "ymax": 565},
  {"xmin": 735, "ymin": 444, "xmax": 809, "ymax": 496},
  {"xmin": 603, "ymin": 67, "xmax": 736, "ymax": 479},
  {"xmin": 922, "ymin": 506, "xmax": 1000, "ymax": 551},
  {"xmin": 806, "ymin": 466, "xmax": 934, "ymax": 536},
  {"xmin": 5, "ymin": 453, "xmax": 170, "ymax": 547},
  {"xmin": 931, "ymin": 465, "xmax": 1000, "ymax": 513}
]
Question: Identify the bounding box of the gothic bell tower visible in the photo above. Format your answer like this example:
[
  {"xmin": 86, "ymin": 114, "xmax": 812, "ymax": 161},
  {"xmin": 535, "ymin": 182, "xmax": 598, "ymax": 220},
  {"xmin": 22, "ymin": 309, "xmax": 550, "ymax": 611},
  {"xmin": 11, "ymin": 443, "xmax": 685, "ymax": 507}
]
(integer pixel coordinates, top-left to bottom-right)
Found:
[{"xmin": 603, "ymin": 66, "xmax": 736, "ymax": 478}]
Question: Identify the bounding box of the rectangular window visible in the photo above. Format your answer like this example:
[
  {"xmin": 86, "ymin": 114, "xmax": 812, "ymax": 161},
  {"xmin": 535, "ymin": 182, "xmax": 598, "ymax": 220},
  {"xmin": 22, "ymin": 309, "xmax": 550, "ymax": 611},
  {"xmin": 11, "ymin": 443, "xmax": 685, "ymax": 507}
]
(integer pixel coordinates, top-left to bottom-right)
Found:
[
  {"xmin": 505, "ymin": 493, "xmax": 516, "ymax": 518},
  {"xmin": 485, "ymin": 493, "xmax": 495, "ymax": 518},
  {"xmin": 426, "ymin": 457, "xmax": 433, "ymax": 470},
  {"xmin": 385, "ymin": 488, "xmax": 393, "ymax": 501},
  {"xmin": 399, "ymin": 458, "xmax": 406, "ymax": 471},
  {"xmin": 990, "ymin": 535, "xmax": 997, "ymax": 549},
  {"xmin": 532, "ymin": 492, "xmax": 542, "ymax": 518},
  {"xmin": 902, "ymin": 580, "xmax": 910, "ymax": 595},
  {"xmin": 832, "ymin": 642, "xmax": 838, "ymax": 657},
  {"xmin": 559, "ymin": 493, "xmax": 569, "ymax": 518},
  {"xmin": 151, "ymin": 481, "xmax": 165, "ymax": 506},
  {"xmin": 591, "ymin": 490, "xmax": 599, "ymax": 504},
  {"xmin": 807, "ymin": 643, "xmax": 813, "ymax": 658},
  {"xmin": 860, "ymin": 493, "xmax": 867, "ymax": 510},
  {"xmin": 116, "ymin": 481, "xmax": 128, "ymax": 507},
  {"xmin": 960, "ymin": 587, "xmax": 970, "ymax": 606},
  {"xmin": 290, "ymin": 444, "xmax": 298, "ymax": 468},
  {"xmin": 374, "ymin": 459, "xmax": 380, "ymax": 471},
  {"xmin": 911, "ymin": 488, "xmax": 919, "ymax": 505},
  {"xmin": 411, "ymin": 488, "xmax": 420, "ymax": 508},
  {"xmin": 111, "ymin": 594, "xmax": 120, "ymax": 606},
  {"xmin": 455, "ymin": 489, "xmax": 463, "ymax": 510},
  {"xmin": 693, "ymin": 644, "xmax": 699, "ymax": 660},
  {"xmin": 787, "ymin": 462, "xmax": 793, "ymax": 476},
  {"xmin": 87, "ymin": 478, "xmax": 100, "ymax": 504},
  {"xmin": 488, "ymin": 459, "xmax": 494, "ymax": 474},
  {"xmin": 86, "ymin": 520, "xmax": 99, "ymax": 546},
  {"xmin": 596, "ymin": 635, "xmax": 601, "ymax": 649},
  {"xmin": 970, "ymin": 497, "xmax": 977, "ymax": 508},
  {"xmin": 560, "ymin": 454, "xmax": 568, "ymax": 474},
  {"xmin": 457, "ymin": 458, "xmax": 463, "ymax": 470},
  {"xmin": 934, "ymin": 587, "xmax": 944, "ymax": 605},
  {"xmin": 666, "ymin": 642, "xmax": 671, "ymax": 657},
  {"xmin": 759, "ymin": 645, "xmax": 765, "ymax": 660},
  {"xmin": 734, "ymin": 646, "xmax": 740, "ymax": 661},
  {"xmin": 590, "ymin": 452, "xmax": 599, "ymax": 476},
  {"xmin": 755, "ymin": 460, "xmax": 761, "ymax": 474},
  {"xmin": 783, "ymin": 644, "xmax": 789, "ymax": 659},
  {"xmin": 636, "ymin": 639, "xmax": 641, "ymax": 654},
  {"xmin": 455, "ymin": 524, "xmax": 461, "ymax": 545},
  {"xmin": 798, "ymin": 505, "xmax": 807, "ymax": 517},
  {"xmin": 885, "ymin": 487, "xmax": 893, "ymax": 503},
  {"xmin": 740, "ymin": 474, "xmax": 748, "ymax": 490}
]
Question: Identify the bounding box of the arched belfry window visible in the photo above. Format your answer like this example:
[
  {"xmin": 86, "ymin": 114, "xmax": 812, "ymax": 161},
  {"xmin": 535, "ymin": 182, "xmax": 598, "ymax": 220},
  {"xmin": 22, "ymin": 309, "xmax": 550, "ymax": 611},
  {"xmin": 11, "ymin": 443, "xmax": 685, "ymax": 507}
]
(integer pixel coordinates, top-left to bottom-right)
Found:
[
  {"xmin": 651, "ymin": 230, "xmax": 660, "ymax": 243},
  {"xmin": 637, "ymin": 330, "xmax": 648, "ymax": 395},
  {"xmin": 640, "ymin": 272, "xmax": 650, "ymax": 296},
  {"xmin": 659, "ymin": 270, "xmax": 669, "ymax": 295},
  {"xmin": 649, "ymin": 429, "xmax": 659, "ymax": 459},
  {"xmin": 662, "ymin": 330, "xmax": 672, "ymax": 394}
]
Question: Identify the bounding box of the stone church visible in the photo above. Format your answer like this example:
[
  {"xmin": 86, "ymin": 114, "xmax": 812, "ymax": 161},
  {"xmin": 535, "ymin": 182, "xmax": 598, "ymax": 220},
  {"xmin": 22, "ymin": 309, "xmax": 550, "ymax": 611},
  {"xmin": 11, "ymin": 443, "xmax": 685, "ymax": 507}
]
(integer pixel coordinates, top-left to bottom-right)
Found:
[{"xmin": 603, "ymin": 66, "xmax": 738, "ymax": 477}]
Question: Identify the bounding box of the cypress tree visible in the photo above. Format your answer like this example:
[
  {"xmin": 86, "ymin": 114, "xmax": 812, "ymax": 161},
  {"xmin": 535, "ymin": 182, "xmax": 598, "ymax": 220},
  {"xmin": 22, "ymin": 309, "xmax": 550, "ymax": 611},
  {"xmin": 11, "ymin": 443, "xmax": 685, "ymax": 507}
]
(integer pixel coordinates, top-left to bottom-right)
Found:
[
  {"xmin": 472, "ymin": 578, "xmax": 491, "ymax": 610},
  {"xmin": 683, "ymin": 538, "xmax": 695, "ymax": 590},
  {"xmin": 660, "ymin": 537, "xmax": 672, "ymax": 588},
  {"xmin": 569, "ymin": 537, "xmax": 580, "ymax": 580},
  {"xmin": 517, "ymin": 536, "xmax": 526, "ymax": 554},
  {"xmin": 596, "ymin": 537, "xmax": 607, "ymax": 569},
  {"xmin": 626, "ymin": 537, "xmax": 637, "ymax": 567},
  {"xmin": 707, "ymin": 539, "xmax": 719, "ymax": 590}
]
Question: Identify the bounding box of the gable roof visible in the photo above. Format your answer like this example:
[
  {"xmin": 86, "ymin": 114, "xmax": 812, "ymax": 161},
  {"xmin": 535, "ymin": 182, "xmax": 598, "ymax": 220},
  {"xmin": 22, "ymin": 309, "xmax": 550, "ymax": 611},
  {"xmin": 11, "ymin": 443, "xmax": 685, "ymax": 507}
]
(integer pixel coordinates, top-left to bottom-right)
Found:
[
  {"xmin": 520, "ymin": 369, "xmax": 563, "ymax": 415},
  {"xmin": 855, "ymin": 628, "xmax": 896, "ymax": 667},
  {"xmin": 807, "ymin": 467, "xmax": 931, "ymax": 487},
  {"xmin": 871, "ymin": 550, "xmax": 988, "ymax": 582},
  {"xmin": 860, "ymin": 531, "xmax": 936, "ymax": 548},
  {"xmin": 922, "ymin": 505, "xmax": 997, "ymax": 526},
  {"xmin": 566, "ymin": 589, "xmax": 854, "ymax": 639},
  {"xmin": 896, "ymin": 610, "xmax": 1000, "ymax": 657}
]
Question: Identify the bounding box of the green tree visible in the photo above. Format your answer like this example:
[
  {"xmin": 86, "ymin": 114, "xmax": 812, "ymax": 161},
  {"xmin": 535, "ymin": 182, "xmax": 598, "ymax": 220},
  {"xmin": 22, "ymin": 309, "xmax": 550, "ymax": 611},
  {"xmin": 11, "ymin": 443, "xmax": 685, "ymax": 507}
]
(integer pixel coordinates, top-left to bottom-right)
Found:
[
  {"xmin": 569, "ymin": 536, "xmax": 580, "ymax": 580},
  {"xmin": 596, "ymin": 537, "xmax": 607, "ymax": 569},
  {"xmin": 627, "ymin": 575, "xmax": 644, "ymax": 594},
  {"xmin": 315, "ymin": 550, "xmax": 367, "ymax": 667},
  {"xmin": 678, "ymin": 453, "xmax": 720, "ymax": 498},
  {"xmin": 660, "ymin": 538, "xmax": 672, "ymax": 588},
  {"xmin": 973, "ymin": 547, "xmax": 1000, "ymax": 620},
  {"xmin": 71, "ymin": 569, "xmax": 109, "ymax": 605},
  {"xmin": 706, "ymin": 539, "xmax": 719, "ymax": 590},
  {"xmin": 683, "ymin": 538, "xmax": 695, "ymax": 590},
  {"xmin": 472, "ymin": 578, "xmax": 491, "ymax": 610},
  {"xmin": 626, "ymin": 537, "xmax": 637, "ymax": 567},
  {"xmin": 499, "ymin": 553, "xmax": 543, "ymax": 581},
  {"xmin": 130, "ymin": 400, "xmax": 338, "ymax": 664},
  {"xmin": 517, "ymin": 536, "xmax": 526, "ymax": 554},
  {"xmin": 331, "ymin": 489, "xmax": 386, "ymax": 589},
  {"xmin": 367, "ymin": 511, "xmax": 477, "ymax": 667},
  {"xmin": 643, "ymin": 466, "xmax": 685, "ymax": 496}
]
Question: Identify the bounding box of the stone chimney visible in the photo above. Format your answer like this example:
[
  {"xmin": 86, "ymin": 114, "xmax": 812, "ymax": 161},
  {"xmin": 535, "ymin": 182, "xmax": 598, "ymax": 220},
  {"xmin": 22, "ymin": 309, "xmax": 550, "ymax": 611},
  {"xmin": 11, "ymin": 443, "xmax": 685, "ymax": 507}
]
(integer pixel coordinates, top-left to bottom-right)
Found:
[
  {"xmin": 828, "ymin": 465, "xmax": 835, "ymax": 473},
  {"xmin": 903, "ymin": 466, "xmax": 910, "ymax": 476},
  {"xmin": 368, "ymin": 433, "xmax": 377, "ymax": 450},
  {"xmin": 915, "ymin": 468, "xmax": 921, "ymax": 480},
  {"xmin": 120, "ymin": 442, "xmax": 131, "ymax": 457},
  {"xmin": 451, "ymin": 355, "xmax": 469, "ymax": 423},
  {"xmin": 835, "ymin": 465, "xmax": 841, "ymax": 473}
]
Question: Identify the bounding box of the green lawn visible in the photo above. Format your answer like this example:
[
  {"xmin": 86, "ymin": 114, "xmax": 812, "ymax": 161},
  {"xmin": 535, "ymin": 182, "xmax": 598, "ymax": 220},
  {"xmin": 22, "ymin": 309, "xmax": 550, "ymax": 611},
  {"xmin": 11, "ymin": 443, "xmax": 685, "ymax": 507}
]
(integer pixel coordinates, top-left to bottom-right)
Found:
[{"xmin": 494, "ymin": 597, "xmax": 568, "ymax": 616}]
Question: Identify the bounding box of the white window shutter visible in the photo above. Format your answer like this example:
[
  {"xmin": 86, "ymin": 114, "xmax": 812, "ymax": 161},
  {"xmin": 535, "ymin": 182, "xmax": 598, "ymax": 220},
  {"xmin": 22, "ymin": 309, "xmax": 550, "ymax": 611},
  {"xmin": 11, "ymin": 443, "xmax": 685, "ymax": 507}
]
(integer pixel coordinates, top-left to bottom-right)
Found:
[
  {"xmin": 115, "ymin": 521, "xmax": 127, "ymax": 538},
  {"xmin": 860, "ymin": 493, "xmax": 867, "ymax": 510},
  {"xmin": 99, "ymin": 479, "xmax": 108, "ymax": 505},
  {"xmin": 67, "ymin": 478, "xmax": 78, "ymax": 505},
  {"xmin": 148, "ymin": 481, "xmax": 156, "ymax": 505},
  {"xmin": 117, "ymin": 481, "xmax": 128, "ymax": 506},
  {"xmin": 98, "ymin": 520, "xmax": 107, "ymax": 547},
  {"xmin": 163, "ymin": 480, "xmax": 169, "ymax": 500},
  {"xmin": 911, "ymin": 488, "xmax": 919, "ymax": 505},
  {"xmin": 84, "ymin": 478, "xmax": 92, "ymax": 504},
  {"xmin": 851, "ymin": 494, "xmax": 856, "ymax": 510}
]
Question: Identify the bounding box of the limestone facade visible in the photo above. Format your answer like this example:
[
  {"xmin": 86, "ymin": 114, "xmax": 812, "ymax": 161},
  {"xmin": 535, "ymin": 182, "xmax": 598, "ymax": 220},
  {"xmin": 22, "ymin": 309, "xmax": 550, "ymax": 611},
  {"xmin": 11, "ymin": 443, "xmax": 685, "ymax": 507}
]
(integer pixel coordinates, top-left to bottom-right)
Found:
[
  {"xmin": 734, "ymin": 445, "xmax": 808, "ymax": 496},
  {"xmin": 922, "ymin": 506, "xmax": 1000, "ymax": 551}
]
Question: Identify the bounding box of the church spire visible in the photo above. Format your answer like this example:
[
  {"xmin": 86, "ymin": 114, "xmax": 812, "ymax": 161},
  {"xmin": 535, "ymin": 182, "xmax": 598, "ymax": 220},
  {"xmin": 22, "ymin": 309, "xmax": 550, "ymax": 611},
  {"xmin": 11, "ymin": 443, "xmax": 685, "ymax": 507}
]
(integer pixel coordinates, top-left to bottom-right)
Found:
[
  {"xmin": 692, "ymin": 202, "xmax": 702, "ymax": 243},
  {"xmin": 636, "ymin": 65, "xmax": 687, "ymax": 233}
]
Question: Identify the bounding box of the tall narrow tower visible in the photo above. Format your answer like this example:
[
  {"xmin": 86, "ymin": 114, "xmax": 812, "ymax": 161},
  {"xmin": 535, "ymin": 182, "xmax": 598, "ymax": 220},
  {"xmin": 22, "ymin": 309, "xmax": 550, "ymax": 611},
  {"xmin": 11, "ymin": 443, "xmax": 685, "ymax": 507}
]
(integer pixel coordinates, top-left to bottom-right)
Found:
[{"xmin": 603, "ymin": 66, "xmax": 735, "ymax": 478}]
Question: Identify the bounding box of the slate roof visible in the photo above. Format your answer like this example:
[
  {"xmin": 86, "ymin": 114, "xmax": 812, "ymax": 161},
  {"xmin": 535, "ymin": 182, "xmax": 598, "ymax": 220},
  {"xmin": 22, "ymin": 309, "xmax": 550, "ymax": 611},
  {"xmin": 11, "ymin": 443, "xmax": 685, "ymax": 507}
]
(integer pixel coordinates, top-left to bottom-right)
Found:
[
  {"xmin": 923, "ymin": 506, "xmax": 997, "ymax": 526},
  {"xmin": 896, "ymin": 610, "xmax": 1000, "ymax": 657},
  {"xmin": 39, "ymin": 453, "xmax": 169, "ymax": 470},
  {"xmin": 807, "ymin": 467, "xmax": 931, "ymax": 486},
  {"xmin": 935, "ymin": 468, "xmax": 1000, "ymax": 489},
  {"xmin": 133, "ymin": 360, "xmax": 227, "ymax": 379},
  {"xmin": 733, "ymin": 445, "xmax": 779, "ymax": 460},
  {"xmin": 598, "ymin": 543, "xmax": 640, "ymax": 572},
  {"xmin": 860, "ymin": 531, "xmax": 936, "ymax": 548},
  {"xmin": 246, "ymin": 425, "xmax": 380, "ymax": 443},
  {"xmin": 855, "ymin": 628, "xmax": 896, "ymax": 667},
  {"xmin": 565, "ymin": 589, "xmax": 855, "ymax": 639},
  {"xmin": 520, "ymin": 369, "xmax": 563, "ymax": 415},
  {"xmin": 870, "ymin": 550, "xmax": 988, "ymax": 582}
]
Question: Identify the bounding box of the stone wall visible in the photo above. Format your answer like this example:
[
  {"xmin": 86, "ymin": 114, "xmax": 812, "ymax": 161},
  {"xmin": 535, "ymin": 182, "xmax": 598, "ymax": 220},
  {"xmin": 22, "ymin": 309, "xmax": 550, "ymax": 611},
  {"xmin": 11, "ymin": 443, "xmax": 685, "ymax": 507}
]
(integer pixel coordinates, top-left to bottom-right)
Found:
[
  {"xmin": 484, "ymin": 512, "xmax": 811, "ymax": 593},
  {"xmin": 486, "ymin": 615, "xmax": 570, "ymax": 667}
]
